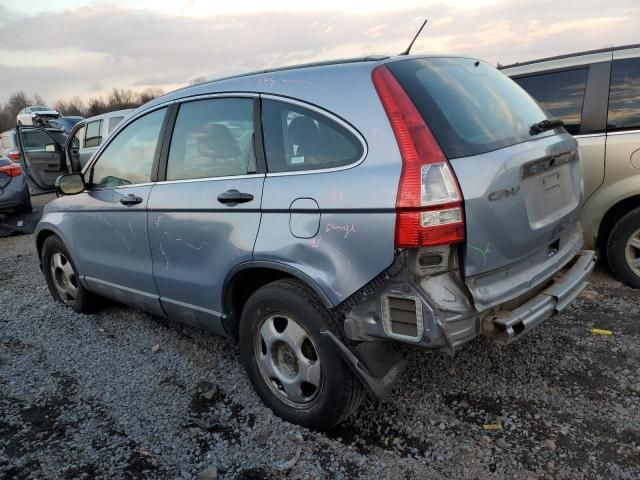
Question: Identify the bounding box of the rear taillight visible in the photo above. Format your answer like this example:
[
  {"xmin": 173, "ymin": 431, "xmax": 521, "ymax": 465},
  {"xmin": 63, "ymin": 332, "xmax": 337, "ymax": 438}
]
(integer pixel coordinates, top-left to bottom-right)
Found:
[
  {"xmin": 0, "ymin": 163, "xmax": 22, "ymax": 177},
  {"xmin": 7, "ymin": 151, "xmax": 20, "ymax": 161},
  {"xmin": 372, "ymin": 65, "xmax": 464, "ymax": 248}
]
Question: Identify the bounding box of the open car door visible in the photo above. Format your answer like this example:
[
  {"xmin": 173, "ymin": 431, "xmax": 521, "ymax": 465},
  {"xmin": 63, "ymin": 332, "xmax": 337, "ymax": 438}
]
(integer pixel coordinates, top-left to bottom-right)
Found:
[{"xmin": 16, "ymin": 126, "xmax": 69, "ymax": 194}]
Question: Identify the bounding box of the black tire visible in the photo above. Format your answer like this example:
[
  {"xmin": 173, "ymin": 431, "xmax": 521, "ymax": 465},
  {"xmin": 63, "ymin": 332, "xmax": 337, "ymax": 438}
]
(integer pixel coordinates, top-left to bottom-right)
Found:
[
  {"xmin": 239, "ymin": 278, "xmax": 364, "ymax": 430},
  {"xmin": 606, "ymin": 207, "xmax": 640, "ymax": 288},
  {"xmin": 41, "ymin": 235, "xmax": 98, "ymax": 313}
]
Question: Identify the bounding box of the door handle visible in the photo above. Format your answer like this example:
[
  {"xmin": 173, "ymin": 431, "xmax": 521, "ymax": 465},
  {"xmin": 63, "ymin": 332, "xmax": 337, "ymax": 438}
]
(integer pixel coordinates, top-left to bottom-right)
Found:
[
  {"xmin": 120, "ymin": 193, "xmax": 143, "ymax": 206},
  {"xmin": 217, "ymin": 189, "xmax": 254, "ymax": 205}
]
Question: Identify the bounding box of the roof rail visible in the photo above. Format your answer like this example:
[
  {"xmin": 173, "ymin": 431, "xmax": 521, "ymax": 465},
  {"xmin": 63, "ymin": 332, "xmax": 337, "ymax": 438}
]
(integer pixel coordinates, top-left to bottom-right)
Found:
[{"xmin": 498, "ymin": 43, "xmax": 640, "ymax": 70}]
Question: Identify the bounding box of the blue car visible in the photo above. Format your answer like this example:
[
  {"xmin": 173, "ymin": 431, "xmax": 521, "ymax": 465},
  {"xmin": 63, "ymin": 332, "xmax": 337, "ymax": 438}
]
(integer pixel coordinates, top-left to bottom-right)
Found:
[{"xmin": 22, "ymin": 55, "xmax": 595, "ymax": 429}]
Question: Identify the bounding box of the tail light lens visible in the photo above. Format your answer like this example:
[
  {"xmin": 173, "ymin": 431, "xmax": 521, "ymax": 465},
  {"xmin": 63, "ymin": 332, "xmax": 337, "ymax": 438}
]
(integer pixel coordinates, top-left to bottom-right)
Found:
[
  {"xmin": 0, "ymin": 163, "xmax": 22, "ymax": 177},
  {"xmin": 8, "ymin": 151, "xmax": 20, "ymax": 161},
  {"xmin": 372, "ymin": 65, "xmax": 464, "ymax": 248}
]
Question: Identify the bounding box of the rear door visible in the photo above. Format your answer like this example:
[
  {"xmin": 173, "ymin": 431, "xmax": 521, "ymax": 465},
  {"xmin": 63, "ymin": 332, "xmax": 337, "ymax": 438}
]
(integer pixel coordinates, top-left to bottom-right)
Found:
[
  {"xmin": 388, "ymin": 58, "xmax": 582, "ymax": 278},
  {"xmin": 15, "ymin": 127, "xmax": 68, "ymax": 193},
  {"xmin": 147, "ymin": 95, "xmax": 264, "ymax": 333}
]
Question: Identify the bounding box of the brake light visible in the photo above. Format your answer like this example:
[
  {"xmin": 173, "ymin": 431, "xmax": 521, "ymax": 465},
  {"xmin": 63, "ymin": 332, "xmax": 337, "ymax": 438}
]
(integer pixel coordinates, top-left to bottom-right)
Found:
[
  {"xmin": 0, "ymin": 163, "xmax": 22, "ymax": 177},
  {"xmin": 372, "ymin": 65, "xmax": 464, "ymax": 248},
  {"xmin": 8, "ymin": 151, "xmax": 20, "ymax": 161}
]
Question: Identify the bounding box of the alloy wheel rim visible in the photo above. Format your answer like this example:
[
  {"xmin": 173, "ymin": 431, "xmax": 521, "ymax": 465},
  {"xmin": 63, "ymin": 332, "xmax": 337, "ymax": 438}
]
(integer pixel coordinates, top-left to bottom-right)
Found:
[
  {"xmin": 625, "ymin": 228, "xmax": 640, "ymax": 277},
  {"xmin": 50, "ymin": 252, "xmax": 78, "ymax": 304},
  {"xmin": 254, "ymin": 314, "xmax": 322, "ymax": 407}
]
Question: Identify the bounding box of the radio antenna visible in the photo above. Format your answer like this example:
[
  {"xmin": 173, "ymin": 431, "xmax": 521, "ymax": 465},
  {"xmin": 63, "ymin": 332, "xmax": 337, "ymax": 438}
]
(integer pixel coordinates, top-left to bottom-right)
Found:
[{"xmin": 400, "ymin": 18, "xmax": 428, "ymax": 55}]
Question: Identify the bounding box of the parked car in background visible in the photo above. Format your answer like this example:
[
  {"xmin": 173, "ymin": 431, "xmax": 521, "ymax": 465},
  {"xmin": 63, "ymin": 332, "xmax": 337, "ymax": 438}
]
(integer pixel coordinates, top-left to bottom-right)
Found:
[
  {"xmin": 66, "ymin": 109, "xmax": 133, "ymax": 169},
  {"xmin": 48, "ymin": 116, "xmax": 85, "ymax": 134},
  {"xmin": 16, "ymin": 106, "xmax": 61, "ymax": 126},
  {"xmin": 502, "ymin": 43, "xmax": 640, "ymax": 287},
  {"xmin": 0, "ymin": 129, "xmax": 21, "ymax": 162},
  {"xmin": 0, "ymin": 155, "xmax": 31, "ymax": 212},
  {"xmin": 25, "ymin": 55, "xmax": 594, "ymax": 429}
]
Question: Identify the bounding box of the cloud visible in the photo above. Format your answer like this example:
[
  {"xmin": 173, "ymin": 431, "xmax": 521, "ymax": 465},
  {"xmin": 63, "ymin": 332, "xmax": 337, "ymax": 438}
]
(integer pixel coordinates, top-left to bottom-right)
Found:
[{"xmin": 0, "ymin": 0, "xmax": 637, "ymax": 104}]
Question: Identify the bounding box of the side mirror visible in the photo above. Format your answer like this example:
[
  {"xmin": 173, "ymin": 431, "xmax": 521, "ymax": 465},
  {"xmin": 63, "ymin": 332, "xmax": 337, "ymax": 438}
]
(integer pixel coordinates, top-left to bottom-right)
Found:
[
  {"xmin": 55, "ymin": 173, "xmax": 86, "ymax": 196},
  {"xmin": 45, "ymin": 143, "xmax": 59, "ymax": 153}
]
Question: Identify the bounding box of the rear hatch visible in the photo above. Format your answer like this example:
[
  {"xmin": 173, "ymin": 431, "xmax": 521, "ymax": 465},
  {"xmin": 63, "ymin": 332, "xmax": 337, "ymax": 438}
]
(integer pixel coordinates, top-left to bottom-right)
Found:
[{"xmin": 388, "ymin": 57, "xmax": 582, "ymax": 308}]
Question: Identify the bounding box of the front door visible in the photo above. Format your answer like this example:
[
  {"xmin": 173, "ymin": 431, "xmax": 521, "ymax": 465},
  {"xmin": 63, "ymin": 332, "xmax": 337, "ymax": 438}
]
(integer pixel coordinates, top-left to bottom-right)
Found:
[
  {"xmin": 147, "ymin": 96, "xmax": 264, "ymax": 333},
  {"xmin": 72, "ymin": 107, "xmax": 168, "ymax": 316},
  {"xmin": 16, "ymin": 127, "xmax": 69, "ymax": 193}
]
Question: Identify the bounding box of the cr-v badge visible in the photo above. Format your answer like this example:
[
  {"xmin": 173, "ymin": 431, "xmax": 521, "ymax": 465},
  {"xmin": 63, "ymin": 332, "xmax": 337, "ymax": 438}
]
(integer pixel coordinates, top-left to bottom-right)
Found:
[{"xmin": 488, "ymin": 186, "xmax": 520, "ymax": 201}]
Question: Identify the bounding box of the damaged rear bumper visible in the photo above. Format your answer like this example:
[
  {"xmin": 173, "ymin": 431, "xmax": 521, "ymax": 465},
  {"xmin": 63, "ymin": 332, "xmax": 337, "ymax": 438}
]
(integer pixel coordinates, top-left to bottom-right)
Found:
[
  {"xmin": 481, "ymin": 250, "xmax": 595, "ymax": 344},
  {"xmin": 341, "ymin": 249, "xmax": 596, "ymax": 352}
]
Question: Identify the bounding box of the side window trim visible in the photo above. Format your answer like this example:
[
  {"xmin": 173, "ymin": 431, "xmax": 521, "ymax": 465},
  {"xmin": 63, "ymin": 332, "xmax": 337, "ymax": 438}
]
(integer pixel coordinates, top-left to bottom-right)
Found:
[
  {"xmin": 155, "ymin": 94, "xmax": 265, "ymax": 183},
  {"xmin": 260, "ymin": 94, "xmax": 368, "ymax": 176}
]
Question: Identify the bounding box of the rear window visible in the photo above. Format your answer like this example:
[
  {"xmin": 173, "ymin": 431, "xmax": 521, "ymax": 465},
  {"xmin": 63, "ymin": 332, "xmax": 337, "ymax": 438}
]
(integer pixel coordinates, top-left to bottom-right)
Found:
[
  {"xmin": 388, "ymin": 58, "xmax": 554, "ymax": 159},
  {"xmin": 108, "ymin": 116, "xmax": 124, "ymax": 134}
]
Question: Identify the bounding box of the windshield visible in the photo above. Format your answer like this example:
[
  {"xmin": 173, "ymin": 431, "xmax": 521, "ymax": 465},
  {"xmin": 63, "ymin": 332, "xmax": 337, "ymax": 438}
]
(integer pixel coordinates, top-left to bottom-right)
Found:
[
  {"xmin": 387, "ymin": 57, "xmax": 555, "ymax": 159},
  {"xmin": 30, "ymin": 106, "xmax": 51, "ymax": 112}
]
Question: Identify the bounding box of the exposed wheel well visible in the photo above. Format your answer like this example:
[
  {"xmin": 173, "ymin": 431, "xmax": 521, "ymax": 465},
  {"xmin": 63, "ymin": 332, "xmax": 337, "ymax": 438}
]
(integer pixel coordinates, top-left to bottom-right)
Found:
[
  {"xmin": 223, "ymin": 268, "xmax": 292, "ymax": 338},
  {"xmin": 36, "ymin": 230, "xmax": 57, "ymax": 260},
  {"xmin": 597, "ymin": 195, "xmax": 640, "ymax": 255}
]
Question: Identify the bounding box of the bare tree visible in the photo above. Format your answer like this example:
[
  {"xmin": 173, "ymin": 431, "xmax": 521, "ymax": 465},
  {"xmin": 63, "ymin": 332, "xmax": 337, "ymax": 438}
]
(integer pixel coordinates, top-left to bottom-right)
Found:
[
  {"xmin": 189, "ymin": 76, "xmax": 207, "ymax": 85},
  {"xmin": 5, "ymin": 92, "xmax": 32, "ymax": 122},
  {"xmin": 137, "ymin": 87, "xmax": 164, "ymax": 105},
  {"xmin": 33, "ymin": 93, "xmax": 47, "ymax": 106},
  {"xmin": 54, "ymin": 96, "xmax": 86, "ymax": 117}
]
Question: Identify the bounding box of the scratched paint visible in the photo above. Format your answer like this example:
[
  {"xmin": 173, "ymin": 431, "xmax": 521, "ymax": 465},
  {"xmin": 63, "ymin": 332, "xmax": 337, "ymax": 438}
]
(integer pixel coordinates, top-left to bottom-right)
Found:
[
  {"xmin": 325, "ymin": 223, "xmax": 356, "ymax": 238},
  {"xmin": 98, "ymin": 216, "xmax": 131, "ymax": 253},
  {"xmin": 469, "ymin": 243, "xmax": 492, "ymax": 266}
]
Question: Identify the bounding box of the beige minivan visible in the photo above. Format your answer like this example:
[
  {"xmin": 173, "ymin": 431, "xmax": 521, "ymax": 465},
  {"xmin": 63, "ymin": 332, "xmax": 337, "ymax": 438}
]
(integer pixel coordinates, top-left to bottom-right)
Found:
[{"xmin": 502, "ymin": 44, "xmax": 640, "ymax": 288}]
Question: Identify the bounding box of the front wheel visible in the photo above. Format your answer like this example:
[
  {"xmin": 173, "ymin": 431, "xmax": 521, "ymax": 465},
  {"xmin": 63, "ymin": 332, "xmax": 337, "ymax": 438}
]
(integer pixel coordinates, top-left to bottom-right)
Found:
[
  {"xmin": 239, "ymin": 279, "xmax": 364, "ymax": 430},
  {"xmin": 41, "ymin": 235, "xmax": 99, "ymax": 313},
  {"xmin": 606, "ymin": 207, "xmax": 640, "ymax": 288}
]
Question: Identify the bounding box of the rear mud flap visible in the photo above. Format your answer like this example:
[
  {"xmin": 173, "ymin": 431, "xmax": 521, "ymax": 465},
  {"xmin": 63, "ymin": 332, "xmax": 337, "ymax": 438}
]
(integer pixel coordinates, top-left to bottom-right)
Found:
[{"xmin": 321, "ymin": 330, "xmax": 407, "ymax": 400}]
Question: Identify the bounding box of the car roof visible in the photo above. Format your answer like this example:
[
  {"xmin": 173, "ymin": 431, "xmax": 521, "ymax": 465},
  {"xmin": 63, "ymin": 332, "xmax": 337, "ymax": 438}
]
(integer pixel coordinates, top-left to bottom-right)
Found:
[
  {"xmin": 84, "ymin": 108, "xmax": 134, "ymax": 123},
  {"xmin": 138, "ymin": 53, "xmax": 477, "ymax": 114}
]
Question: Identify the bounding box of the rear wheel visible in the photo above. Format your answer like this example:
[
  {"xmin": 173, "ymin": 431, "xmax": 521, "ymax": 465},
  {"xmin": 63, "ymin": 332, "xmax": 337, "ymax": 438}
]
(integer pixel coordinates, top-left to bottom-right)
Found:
[
  {"xmin": 606, "ymin": 207, "xmax": 640, "ymax": 288},
  {"xmin": 42, "ymin": 235, "xmax": 98, "ymax": 313},
  {"xmin": 239, "ymin": 279, "xmax": 364, "ymax": 430}
]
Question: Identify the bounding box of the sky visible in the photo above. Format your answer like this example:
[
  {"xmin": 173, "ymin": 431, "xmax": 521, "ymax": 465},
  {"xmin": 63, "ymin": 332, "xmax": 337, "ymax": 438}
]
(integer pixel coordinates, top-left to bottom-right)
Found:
[{"xmin": 0, "ymin": 0, "xmax": 636, "ymax": 105}]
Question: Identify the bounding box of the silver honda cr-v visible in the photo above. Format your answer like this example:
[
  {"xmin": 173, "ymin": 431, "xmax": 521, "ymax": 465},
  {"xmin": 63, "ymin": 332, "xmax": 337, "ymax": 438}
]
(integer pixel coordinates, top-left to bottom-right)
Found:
[{"xmin": 27, "ymin": 55, "xmax": 595, "ymax": 430}]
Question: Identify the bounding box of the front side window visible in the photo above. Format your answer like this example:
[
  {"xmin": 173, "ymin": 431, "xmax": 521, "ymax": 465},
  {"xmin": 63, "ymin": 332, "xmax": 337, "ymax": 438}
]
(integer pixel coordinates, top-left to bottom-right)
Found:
[
  {"xmin": 608, "ymin": 57, "xmax": 640, "ymax": 130},
  {"xmin": 84, "ymin": 119, "xmax": 103, "ymax": 148},
  {"xmin": 21, "ymin": 129, "xmax": 56, "ymax": 152},
  {"xmin": 91, "ymin": 108, "xmax": 166, "ymax": 188},
  {"xmin": 513, "ymin": 68, "xmax": 589, "ymax": 135},
  {"xmin": 262, "ymin": 99, "xmax": 363, "ymax": 173},
  {"xmin": 166, "ymin": 98, "xmax": 255, "ymax": 181}
]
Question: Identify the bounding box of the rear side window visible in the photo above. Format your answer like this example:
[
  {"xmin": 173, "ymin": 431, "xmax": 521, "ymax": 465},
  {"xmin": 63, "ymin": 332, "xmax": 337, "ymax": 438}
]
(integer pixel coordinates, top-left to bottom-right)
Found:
[
  {"xmin": 166, "ymin": 98, "xmax": 255, "ymax": 181},
  {"xmin": 107, "ymin": 116, "xmax": 124, "ymax": 134},
  {"xmin": 514, "ymin": 68, "xmax": 589, "ymax": 135},
  {"xmin": 608, "ymin": 57, "xmax": 640, "ymax": 130},
  {"xmin": 388, "ymin": 58, "xmax": 555, "ymax": 159},
  {"xmin": 85, "ymin": 119, "xmax": 103, "ymax": 148},
  {"xmin": 262, "ymin": 99, "xmax": 363, "ymax": 173}
]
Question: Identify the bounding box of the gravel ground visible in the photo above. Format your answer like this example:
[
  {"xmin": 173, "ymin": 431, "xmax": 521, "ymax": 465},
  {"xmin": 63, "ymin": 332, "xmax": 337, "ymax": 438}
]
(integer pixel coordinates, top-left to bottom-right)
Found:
[{"xmin": 1, "ymin": 198, "xmax": 639, "ymax": 479}]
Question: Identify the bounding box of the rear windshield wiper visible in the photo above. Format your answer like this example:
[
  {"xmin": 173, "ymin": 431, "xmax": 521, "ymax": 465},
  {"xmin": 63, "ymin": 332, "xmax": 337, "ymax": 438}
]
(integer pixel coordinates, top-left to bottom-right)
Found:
[{"xmin": 530, "ymin": 118, "xmax": 565, "ymax": 136}]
